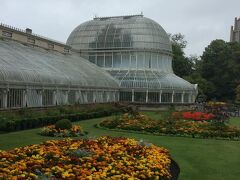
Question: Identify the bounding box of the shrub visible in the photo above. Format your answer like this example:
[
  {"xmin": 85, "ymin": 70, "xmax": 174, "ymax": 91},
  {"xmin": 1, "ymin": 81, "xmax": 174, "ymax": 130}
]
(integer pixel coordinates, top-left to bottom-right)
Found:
[
  {"xmin": 0, "ymin": 116, "xmax": 8, "ymax": 130},
  {"xmin": 0, "ymin": 103, "xmax": 124, "ymax": 132},
  {"xmin": 55, "ymin": 119, "xmax": 72, "ymax": 130}
]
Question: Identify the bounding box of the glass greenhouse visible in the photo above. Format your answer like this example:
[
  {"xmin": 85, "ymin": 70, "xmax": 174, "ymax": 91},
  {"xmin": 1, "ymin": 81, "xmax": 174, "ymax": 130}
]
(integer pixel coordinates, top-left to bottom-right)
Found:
[
  {"xmin": 67, "ymin": 15, "xmax": 198, "ymax": 104},
  {"xmin": 0, "ymin": 14, "xmax": 197, "ymax": 109},
  {"xmin": 0, "ymin": 40, "xmax": 119, "ymax": 109}
]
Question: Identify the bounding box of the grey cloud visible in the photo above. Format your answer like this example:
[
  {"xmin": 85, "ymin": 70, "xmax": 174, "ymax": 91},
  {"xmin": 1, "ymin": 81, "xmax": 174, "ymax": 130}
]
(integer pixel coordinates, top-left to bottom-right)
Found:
[{"xmin": 0, "ymin": 0, "xmax": 239, "ymax": 56}]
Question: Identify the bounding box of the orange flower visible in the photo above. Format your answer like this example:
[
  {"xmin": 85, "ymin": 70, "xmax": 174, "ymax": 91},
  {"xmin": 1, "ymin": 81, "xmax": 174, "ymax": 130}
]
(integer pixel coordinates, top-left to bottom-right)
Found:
[{"xmin": 0, "ymin": 137, "xmax": 172, "ymax": 179}]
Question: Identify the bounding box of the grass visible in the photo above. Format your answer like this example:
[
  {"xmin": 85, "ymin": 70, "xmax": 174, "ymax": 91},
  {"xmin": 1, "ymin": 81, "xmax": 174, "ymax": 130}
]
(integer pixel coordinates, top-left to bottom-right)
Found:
[
  {"xmin": 228, "ymin": 117, "xmax": 240, "ymax": 127},
  {"xmin": 0, "ymin": 114, "xmax": 240, "ymax": 180}
]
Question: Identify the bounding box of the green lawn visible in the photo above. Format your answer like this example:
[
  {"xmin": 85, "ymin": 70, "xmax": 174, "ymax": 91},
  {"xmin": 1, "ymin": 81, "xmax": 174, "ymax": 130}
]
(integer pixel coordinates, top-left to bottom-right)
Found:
[
  {"xmin": 229, "ymin": 117, "xmax": 240, "ymax": 127},
  {"xmin": 0, "ymin": 115, "xmax": 240, "ymax": 180}
]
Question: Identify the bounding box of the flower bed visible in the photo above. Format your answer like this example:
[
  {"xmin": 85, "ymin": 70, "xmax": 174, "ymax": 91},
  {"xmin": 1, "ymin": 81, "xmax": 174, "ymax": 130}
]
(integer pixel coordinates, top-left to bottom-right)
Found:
[
  {"xmin": 0, "ymin": 136, "xmax": 172, "ymax": 179},
  {"xmin": 39, "ymin": 124, "xmax": 85, "ymax": 137},
  {"xmin": 100, "ymin": 113, "xmax": 240, "ymax": 139},
  {"xmin": 172, "ymin": 111, "xmax": 215, "ymax": 121}
]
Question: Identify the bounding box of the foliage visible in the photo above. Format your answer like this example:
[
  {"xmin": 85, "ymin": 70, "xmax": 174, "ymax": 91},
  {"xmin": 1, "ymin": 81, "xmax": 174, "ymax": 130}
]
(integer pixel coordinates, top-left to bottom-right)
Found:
[
  {"xmin": 184, "ymin": 73, "xmax": 216, "ymax": 96},
  {"xmin": 39, "ymin": 124, "xmax": 84, "ymax": 137},
  {"xmin": 170, "ymin": 33, "xmax": 194, "ymax": 77},
  {"xmin": 170, "ymin": 34, "xmax": 240, "ymax": 101},
  {"xmin": 199, "ymin": 40, "xmax": 240, "ymax": 101},
  {"xmin": 171, "ymin": 33, "xmax": 187, "ymax": 48},
  {"xmin": 0, "ymin": 136, "xmax": 172, "ymax": 179},
  {"xmin": 100, "ymin": 112, "xmax": 240, "ymax": 140},
  {"xmin": 207, "ymin": 101, "xmax": 226, "ymax": 107},
  {"xmin": 55, "ymin": 119, "xmax": 72, "ymax": 130},
  {"xmin": 235, "ymin": 84, "xmax": 240, "ymax": 104},
  {"xmin": 0, "ymin": 104, "xmax": 125, "ymax": 132}
]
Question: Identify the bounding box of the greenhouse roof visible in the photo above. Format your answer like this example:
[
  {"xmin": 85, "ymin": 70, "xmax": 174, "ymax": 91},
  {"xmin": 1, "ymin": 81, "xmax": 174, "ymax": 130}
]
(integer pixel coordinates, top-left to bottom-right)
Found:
[
  {"xmin": 67, "ymin": 15, "xmax": 172, "ymax": 52},
  {"xmin": 109, "ymin": 70, "xmax": 196, "ymax": 91},
  {"xmin": 0, "ymin": 39, "xmax": 119, "ymax": 89}
]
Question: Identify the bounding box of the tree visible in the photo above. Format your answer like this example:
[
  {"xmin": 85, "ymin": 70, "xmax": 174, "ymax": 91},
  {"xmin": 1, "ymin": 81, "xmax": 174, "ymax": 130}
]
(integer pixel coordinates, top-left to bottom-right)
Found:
[
  {"xmin": 170, "ymin": 33, "xmax": 194, "ymax": 77},
  {"xmin": 199, "ymin": 40, "xmax": 240, "ymax": 101},
  {"xmin": 171, "ymin": 33, "xmax": 187, "ymax": 48},
  {"xmin": 184, "ymin": 73, "xmax": 215, "ymax": 96}
]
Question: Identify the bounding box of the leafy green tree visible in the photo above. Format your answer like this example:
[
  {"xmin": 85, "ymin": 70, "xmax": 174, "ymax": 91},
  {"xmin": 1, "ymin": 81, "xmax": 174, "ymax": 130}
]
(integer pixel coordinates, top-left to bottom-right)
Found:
[
  {"xmin": 170, "ymin": 33, "xmax": 194, "ymax": 77},
  {"xmin": 199, "ymin": 40, "xmax": 240, "ymax": 101},
  {"xmin": 184, "ymin": 73, "xmax": 215, "ymax": 96}
]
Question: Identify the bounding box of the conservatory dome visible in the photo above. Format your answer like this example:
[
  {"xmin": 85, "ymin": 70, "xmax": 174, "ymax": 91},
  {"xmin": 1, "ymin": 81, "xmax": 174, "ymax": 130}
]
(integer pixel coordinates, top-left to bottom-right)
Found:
[
  {"xmin": 66, "ymin": 15, "xmax": 198, "ymax": 104},
  {"xmin": 67, "ymin": 15, "xmax": 172, "ymax": 53}
]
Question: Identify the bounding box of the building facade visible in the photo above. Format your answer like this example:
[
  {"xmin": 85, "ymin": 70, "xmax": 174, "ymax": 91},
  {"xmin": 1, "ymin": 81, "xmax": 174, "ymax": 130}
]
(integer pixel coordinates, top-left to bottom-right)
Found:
[{"xmin": 230, "ymin": 17, "xmax": 240, "ymax": 42}]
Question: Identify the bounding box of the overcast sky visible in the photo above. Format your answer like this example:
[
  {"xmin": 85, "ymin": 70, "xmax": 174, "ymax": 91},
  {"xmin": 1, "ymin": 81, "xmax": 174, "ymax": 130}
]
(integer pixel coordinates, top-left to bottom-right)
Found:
[{"xmin": 0, "ymin": 0, "xmax": 239, "ymax": 56}]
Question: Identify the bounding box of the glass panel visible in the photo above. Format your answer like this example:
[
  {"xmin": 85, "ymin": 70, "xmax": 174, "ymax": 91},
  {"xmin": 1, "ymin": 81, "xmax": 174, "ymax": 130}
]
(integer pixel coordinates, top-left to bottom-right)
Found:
[
  {"xmin": 137, "ymin": 53, "xmax": 144, "ymax": 69},
  {"xmin": 89, "ymin": 56, "xmax": 96, "ymax": 64},
  {"xmin": 130, "ymin": 53, "xmax": 137, "ymax": 68},
  {"xmin": 103, "ymin": 92, "xmax": 107, "ymax": 102},
  {"xmin": 145, "ymin": 52, "xmax": 151, "ymax": 69},
  {"xmin": 184, "ymin": 93, "xmax": 189, "ymax": 103},
  {"xmin": 148, "ymin": 92, "xmax": 159, "ymax": 103},
  {"xmin": 161, "ymin": 93, "xmax": 172, "ymax": 103},
  {"xmin": 105, "ymin": 55, "xmax": 112, "ymax": 68},
  {"xmin": 113, "ymin": 35, "xmax": 121, "ymax": 47},
  {"xmin": 119, "ymin": 91, "xmax": 132, "ymax": 101},
  {"xmin": 97, "ymin": 56, "xmax": 104, "ymax": 67},
  {"xmin": 42, "ymin": 90, "xmax": 53, "ymax": 106},
  {"xmin": 134, "ymin": 91, "xmax": 146, "ymax": 102},
  {"xmin": 68, "ymin": 91, "xmax": 76, "ymax": 104},
  {"xmin": 80, "ymin": 52, "xmax": 88, "ymax": 59},
  {"xmin": 158, "ymin": 55, "xmax": 163, "ymax": 70},
  {"xmin": 56, "ymin": 91, "xmax": 67, "ymax": 105},
  {"xmin": 122, "ymin": 34, "xmax": 131, "ymax": 47},
  {"xmin": 0, "ymin": 90, "xmax": 3, "ymax": 108},
  {"xmin": 7, "ymin": 89, "xmax": 24, "ymax": 108},
  {"xmin": 152, "ymin": 53, "xmax": 158, "ymax": 70},
  {"xmin": 97, "ymin": 35, "xmax": 105, "ymax": 48},
  {"xmin": 121, "ymin": 53, "xmax": 130, "ymax": 68},
  {"xmin": 105, "ymin": 35, "xmax": 114, "ymax": 48},
  {"xmin": 87, "ymin": 91, "xmax": 94, "ymax": 103},
  {"xmin": 113, "ymin": 53, "xmax": 121, "ymax": 68},
  {"xmin": 174, "ymin": 93, "xmax": 182, "ymax": 103}
]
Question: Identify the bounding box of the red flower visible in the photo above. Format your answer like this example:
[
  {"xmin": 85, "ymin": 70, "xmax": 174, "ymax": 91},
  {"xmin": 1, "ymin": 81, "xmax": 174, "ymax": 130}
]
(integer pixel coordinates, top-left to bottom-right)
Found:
[{"xmin": 181, "ymin": 111, "xmax": 215, "ymax": 121}]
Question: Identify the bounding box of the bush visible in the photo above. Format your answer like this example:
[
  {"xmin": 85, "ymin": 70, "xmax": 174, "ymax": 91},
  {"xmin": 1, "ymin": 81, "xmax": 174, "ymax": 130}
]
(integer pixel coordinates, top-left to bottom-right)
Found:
[
  {"xmin": 0, "ymin": 103, "xmax": 125, "ymax": 132},
  {"xmin": 55, "ymin": 119, "xmax": 72, "ymax": 130}
]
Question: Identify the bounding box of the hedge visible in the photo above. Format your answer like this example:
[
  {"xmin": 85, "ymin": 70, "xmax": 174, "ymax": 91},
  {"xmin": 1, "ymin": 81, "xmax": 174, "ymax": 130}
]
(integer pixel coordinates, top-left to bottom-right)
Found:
[{"xmin": 0, "ymin": 105, "xmax": 127, "ymax": 132}]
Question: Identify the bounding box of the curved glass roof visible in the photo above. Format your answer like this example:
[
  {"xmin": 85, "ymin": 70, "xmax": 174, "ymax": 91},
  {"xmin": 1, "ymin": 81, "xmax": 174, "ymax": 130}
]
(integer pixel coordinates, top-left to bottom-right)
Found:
[
  {"xmin": 0, "ymin": 40, "xmax": 119, "ymax": 89},
  {"xmin": 66, "ymin": 15, "xmax": 172, "ymax": 53},
  {"xmin": 109, "ymin": 70, "xmax": 196, "ymax": 91}
]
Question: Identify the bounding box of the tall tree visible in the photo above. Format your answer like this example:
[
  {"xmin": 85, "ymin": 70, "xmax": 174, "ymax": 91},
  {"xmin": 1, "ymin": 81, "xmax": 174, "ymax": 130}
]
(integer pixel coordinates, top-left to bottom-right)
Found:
[
  {"xmin": 184, "ymin": 73, "xmax": 215, "ymax": 97},
  {"xmin": 199, "ymin": 40, "xmax": 240, "ymax": 101},
  {"xmin": 170, "ymin": 33, "xmax": 194, "ymax": 77}
]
